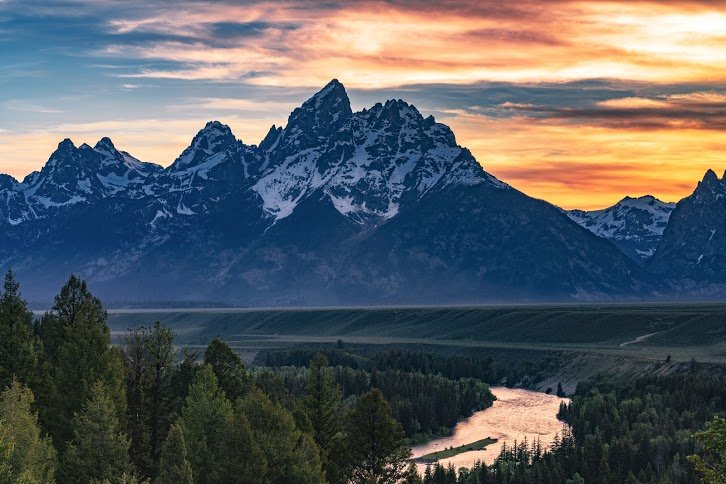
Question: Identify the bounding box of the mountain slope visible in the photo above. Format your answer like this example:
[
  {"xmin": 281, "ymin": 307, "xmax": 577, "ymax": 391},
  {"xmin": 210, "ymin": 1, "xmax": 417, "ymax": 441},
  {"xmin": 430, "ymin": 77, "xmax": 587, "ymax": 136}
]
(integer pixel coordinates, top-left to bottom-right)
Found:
[
  {"xmin": 567, "ymin": 196, "xmax": 676, "ymax": 262},
  {"xmin": 648, "ymin": 170, "xmax": 726, "ymax": 287},
  {"xmin": 0, "ymin": 80, "xmax": 651, "ymax": 304}
]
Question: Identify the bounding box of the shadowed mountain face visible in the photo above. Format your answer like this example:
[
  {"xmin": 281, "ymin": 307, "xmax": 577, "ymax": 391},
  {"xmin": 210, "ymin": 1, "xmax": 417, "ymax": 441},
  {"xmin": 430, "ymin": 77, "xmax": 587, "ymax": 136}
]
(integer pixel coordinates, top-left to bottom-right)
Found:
[
  {"xmin": 0, "ymin": 80, "xmax": 653, "ymax": 305},
  {"xmin": 648, "ymin": 170, "xmax": 726, "ymax": 292},
  {"xmin": 567, "ymin": 196, "xmax": 676, "ymax": 263}
]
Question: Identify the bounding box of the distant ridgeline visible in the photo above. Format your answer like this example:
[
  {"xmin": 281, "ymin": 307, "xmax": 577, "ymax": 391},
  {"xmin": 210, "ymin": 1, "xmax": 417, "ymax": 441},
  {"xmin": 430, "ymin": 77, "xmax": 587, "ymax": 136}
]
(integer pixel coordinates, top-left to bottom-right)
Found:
[
  {"xmin": 2, "ymin": 80, "xmax": 726, "ymax": 304},
  {"xmin": 1, "ymin": 272, "xmax": 724, "ymax": 483}
]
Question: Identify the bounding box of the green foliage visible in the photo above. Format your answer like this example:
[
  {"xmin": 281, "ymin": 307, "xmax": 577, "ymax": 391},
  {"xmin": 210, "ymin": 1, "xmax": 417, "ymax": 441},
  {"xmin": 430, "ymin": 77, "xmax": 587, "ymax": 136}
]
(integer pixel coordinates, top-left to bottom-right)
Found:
[
  {"xmin": 0, "ymin": 380, "xmax": 56, "ymax": 483},
  {"xmin": 178, "ymin": 365, "xmax": 232, "ymax": 484},
  {"xmin": 0, "ymin": 433, "xmax": 13, "ymax": 483},
  {"xmin": 0, "ymin": 270, "xmax": 38, "ymax": 389},
  {"xmin": 263, "ymin": 364, "xmax": 493, "ymax": 439},
  {"xmin": 218, "ymin": 405, "xmax": 266, "ymax": 483},
  {"xmin": 156, "ymin": 423, "xmax": 193, "ymax": 484},
  {"xmin": 61, "ymin": 381, "xmax": 133, "ymax": 484},
  {"xmin": 122, "ymin": 322, "xmax": 175, "ymax": 479},
  {"xmin": 304, "ymin": 353, "xmax": 345, "ymax": 483},
  {"xmin": 238, "ymin": 388, "xmax": 325, "ymax": 484},
  {"xmin": 204, "ymin": 338, "xmax": 249, "ymax": 401},
  {"xmin": 346, "ymin": 388, "xmax": 410, "ymax": 484},
  {"xmin": 39, "ymin": 275, "xmax": 126, "ymax": 448},
  {"xmin": 688, "ymin": 416, "xmax": 726, "ymax": 484}
]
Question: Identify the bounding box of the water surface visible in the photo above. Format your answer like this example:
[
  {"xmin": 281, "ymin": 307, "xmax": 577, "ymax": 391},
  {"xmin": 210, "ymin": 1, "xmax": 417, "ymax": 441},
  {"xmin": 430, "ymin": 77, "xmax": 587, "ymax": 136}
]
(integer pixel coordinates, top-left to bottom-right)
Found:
[{"xmin": 411, "ymin": 387, "xmax": 569, "ymax": 471}]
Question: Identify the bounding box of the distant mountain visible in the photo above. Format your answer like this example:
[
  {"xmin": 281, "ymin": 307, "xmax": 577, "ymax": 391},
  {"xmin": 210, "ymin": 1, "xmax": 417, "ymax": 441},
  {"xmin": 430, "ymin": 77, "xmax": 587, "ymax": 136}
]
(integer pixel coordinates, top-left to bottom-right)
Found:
[
  {"xmin": 0, "ymin": 80, "xmax": 655, "ymax": 304},
  {"xmin": 567, "ymin": 196, "xmax": 676, "ymax": 262},
  {"xmin": 648, "ymin": 170, "xmax": 726, "ymax": 292}
]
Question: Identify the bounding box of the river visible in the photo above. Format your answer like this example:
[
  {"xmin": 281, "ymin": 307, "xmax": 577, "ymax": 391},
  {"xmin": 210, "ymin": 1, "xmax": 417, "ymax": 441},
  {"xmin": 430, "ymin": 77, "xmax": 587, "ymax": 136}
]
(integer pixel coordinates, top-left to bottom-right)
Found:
[{"xmin": 411, "ymin": 387, "xmax": 569, "ymax": 471}]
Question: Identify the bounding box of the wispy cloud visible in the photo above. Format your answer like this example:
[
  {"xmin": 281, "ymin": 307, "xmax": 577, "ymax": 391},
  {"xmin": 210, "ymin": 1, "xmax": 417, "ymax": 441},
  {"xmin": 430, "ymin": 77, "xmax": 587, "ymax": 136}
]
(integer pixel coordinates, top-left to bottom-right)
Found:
[
  {"xmin": 90, "ymin": 1, "xmax": 726, "ymax": 87},
  {"xmin": 4, "ymin": 100, "xmax": 63, "ymax": 114}
]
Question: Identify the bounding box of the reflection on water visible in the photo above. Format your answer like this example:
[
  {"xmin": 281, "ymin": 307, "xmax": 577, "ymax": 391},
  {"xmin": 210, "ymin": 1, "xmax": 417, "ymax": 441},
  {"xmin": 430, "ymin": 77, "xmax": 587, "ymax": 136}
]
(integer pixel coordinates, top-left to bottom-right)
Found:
[{"xmin": 411, "ymin": 387, "xmax": 569, "ymax": 471}]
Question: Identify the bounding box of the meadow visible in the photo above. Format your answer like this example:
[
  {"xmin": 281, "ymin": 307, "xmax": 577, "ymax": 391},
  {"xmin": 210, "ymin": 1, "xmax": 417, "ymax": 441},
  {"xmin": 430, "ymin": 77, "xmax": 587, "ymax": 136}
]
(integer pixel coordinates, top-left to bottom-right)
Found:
[{"xmin": 107, "ymin": 303, "xmax": 726, "ymax": 365}]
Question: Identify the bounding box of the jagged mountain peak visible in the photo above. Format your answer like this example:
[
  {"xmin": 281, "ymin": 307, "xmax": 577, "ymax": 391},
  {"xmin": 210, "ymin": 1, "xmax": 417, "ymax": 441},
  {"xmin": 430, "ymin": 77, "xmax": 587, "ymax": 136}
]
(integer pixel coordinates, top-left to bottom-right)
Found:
[
  {"xmin": 0, "ymin": 174, "xmax": 18, "ymax": 191},
  {"xmin": 305, "ymin": 78, "xmax": 349, "ymax": 110},
  {"xmin": 702, "ymin": 168, "xmax": 719, "ymax": 184},
  {"xmin": 695, "ymin": 168, "xmax": 726, "ymax": 197},
  {"xmin": 259, "ymin": 124, "xmax": 283, "ymax": 152},
  {"xmin": 169, "ymin": 121, "xmax": 239, "ymax": 171},
  {"xmin": 58, "ymin": 138, "xmax": 75, "ymax": 149},
  {"xmin": 282, "ymin": 80, "xmax": 352, "ymax": 140},
  {"xmin": 94, "ymin": 136, "xmax": 116, "ymax": 151}
]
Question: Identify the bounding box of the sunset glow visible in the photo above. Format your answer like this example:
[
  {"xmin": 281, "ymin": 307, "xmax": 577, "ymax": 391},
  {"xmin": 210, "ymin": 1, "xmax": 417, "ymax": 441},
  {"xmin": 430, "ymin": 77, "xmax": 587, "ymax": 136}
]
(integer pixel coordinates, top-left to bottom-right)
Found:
[{"xmin": 1, "ymin": 0, "xmax": 724, "ymax": 209}]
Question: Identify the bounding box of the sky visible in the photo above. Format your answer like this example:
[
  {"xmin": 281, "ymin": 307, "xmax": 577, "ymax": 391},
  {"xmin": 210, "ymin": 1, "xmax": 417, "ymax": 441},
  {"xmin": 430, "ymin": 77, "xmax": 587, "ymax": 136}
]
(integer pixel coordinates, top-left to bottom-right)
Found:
[{"xmin": 0, "ymin": 0, "xmax": 724, "ymax": 210}]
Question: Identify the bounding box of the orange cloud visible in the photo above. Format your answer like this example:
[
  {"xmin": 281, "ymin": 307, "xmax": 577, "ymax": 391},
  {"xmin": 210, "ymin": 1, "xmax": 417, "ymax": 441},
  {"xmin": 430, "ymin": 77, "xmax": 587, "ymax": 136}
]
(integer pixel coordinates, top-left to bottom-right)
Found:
[
  {"xmin": 101, "ymin": 1, "xmax": 726, "ymax": 86},
  {"xmin": 446, "ymin": 113, "xmax": 726, "ymax": 209}
]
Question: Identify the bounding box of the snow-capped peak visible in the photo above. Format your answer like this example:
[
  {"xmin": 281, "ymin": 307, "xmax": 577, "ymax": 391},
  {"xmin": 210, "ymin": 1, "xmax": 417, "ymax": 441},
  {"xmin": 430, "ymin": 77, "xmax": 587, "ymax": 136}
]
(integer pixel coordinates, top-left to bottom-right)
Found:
[
  {"xmin": 253, "ymin": 82, "xmax": 504, "ymax": 223},
  {"xmin": 276, "ymin": 80, "xmax": 353, "ymax": 151},
  {"xmin": 307, "ymin": 78, "xmax": 350, "ymax": 113},
  {"xmin": 568, "ymin": 195, "xmax": 676, "ymax": 261},
  {"xmin": 169, "ymin": 121, "xmax": 238, "ymax": 171}
]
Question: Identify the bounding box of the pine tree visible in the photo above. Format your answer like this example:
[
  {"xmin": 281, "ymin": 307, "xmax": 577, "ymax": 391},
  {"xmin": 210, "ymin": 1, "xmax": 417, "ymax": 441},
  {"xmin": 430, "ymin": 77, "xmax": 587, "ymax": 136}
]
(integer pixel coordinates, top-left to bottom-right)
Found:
[
  {"xmin": 178, "ymin": 365, "xmax": 232, "ymax": 484},
  {"xmin": 145, "ymin": 321, "xmax": 175, "ymax": 470},
  {"xmin": 122, "ymin": 321, "xmax": 175, "ymax": 479},
  {"xmin": 0, "ymin": 380, "xmax": 56, "ymax": 483},
  {"xmin": 0, "ymin": 270, "xmax": 38, "ymax": 389},
  {"xmin": 688, "ymin": 416, "xmax": 726, "ymax": 484},
  {"xmin": 304, "ymin": 353, "xmax": 344, "ymax": 483},
  {"xmin": 346, "ymin": 388, "xmax": 410, "ymax": 484},
  {"xmin": 169, "ymin": 348, "xmax": 200, "ymax": 416},
  {"xmin": 218, "ymin": 406, "xmax": 266, "ymax": 483},
  {"xmin": 39, "ymin": 276, "xmax": 126, "ymax": 448},
  {"xmin": 156, "ymin": 423, "xmax": 193, "ymax": 484},
  {"xmin": 123, "ymin": 327, "xmax": 151, "ymax": 477},
  {"xmin": 204, "ymin": 338, "xmax": 249, "ymax": 401},
  {"xmin": 61, "ymin": 381, "xmax": 133, "ymax": 483},
  {"xmin": 239, "ymin": 388, "xmax": 325, "ymax": 484}
]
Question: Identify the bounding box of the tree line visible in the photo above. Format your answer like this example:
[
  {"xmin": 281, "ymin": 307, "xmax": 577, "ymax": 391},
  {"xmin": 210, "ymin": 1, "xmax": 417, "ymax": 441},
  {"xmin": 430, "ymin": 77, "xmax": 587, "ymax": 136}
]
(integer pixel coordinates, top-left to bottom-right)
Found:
[
  {"xmin": 256, "ymin": 365, "xmax": 494, "ymax": 439},
  {"xmin": 0, "ymin": 271, "xmax": 422, "ymax": 483},
  {"xmin": 260, "ymin": 347, "xmax": 562, "ymax": 389}
]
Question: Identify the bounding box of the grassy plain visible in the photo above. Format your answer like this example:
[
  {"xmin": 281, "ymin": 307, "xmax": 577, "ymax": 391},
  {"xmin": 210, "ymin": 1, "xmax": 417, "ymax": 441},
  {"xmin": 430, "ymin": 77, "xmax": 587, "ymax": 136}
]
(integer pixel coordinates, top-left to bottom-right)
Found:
[{"xmin": 107, "ymin": 303, "xmax": 726, "ymax": 364}]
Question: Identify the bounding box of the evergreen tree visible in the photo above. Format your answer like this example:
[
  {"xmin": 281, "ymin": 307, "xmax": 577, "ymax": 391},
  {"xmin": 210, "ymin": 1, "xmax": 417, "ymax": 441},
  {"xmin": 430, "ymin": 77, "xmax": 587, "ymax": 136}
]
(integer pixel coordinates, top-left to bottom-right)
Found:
[
  {"xmin": 177, "ymin": 365, "xmax": 232, "ymax": 484},
  {"xmin": 689, "ymin": 416, "xmax": 726, "ymax": 484},
  {"xmin": 123, "ymin": 327, "xmax": 151, "ymax": 476},
  {"xmin": 346, "ymin": 388, "xmax": 410, "ymax": 484},
  {"xmin": 218, "ymin": 405, "xmax": 267, "ymax": 483},
  {"xmin": 61, "ymin": 381, "xmax": 133, "ymax": 484},
  {"xmin": 0, "ymin": 380, "xmax": 56, "ymax": 483},
  {"xmin": 304, "ymin": 353, "xmax": 344, "ymax": 483},
  {"xmin": 156, "ymin": 423, "xmax": 193, "ymax": 484},
  {"xmin": 39, "ymin": 276, "xmax": 126, "ymax": 448},
  {"xmin": 204, "ymin": 338, "xmax": 249, "ymax": 401},
  {"xmin": 145, "ymin": 321, "xmax": 175, "ymax": 470},
  {"xmin": 239, "ymin": 388, "xmax": 325, "ymax": 484},
  {"xmin": 0, "ymin": 432, "xmax": 13, "ymax": 483},
  {"xmin": 169, "ymin": 348, "xmax": 201, "ymax": 417},
  {"xmin": 123, "ymin": 322, "xmax": 175, "ymax": 479},
  {"xmin": 0, "ymin": 270, "xmax": 38, "ymax": 389}
]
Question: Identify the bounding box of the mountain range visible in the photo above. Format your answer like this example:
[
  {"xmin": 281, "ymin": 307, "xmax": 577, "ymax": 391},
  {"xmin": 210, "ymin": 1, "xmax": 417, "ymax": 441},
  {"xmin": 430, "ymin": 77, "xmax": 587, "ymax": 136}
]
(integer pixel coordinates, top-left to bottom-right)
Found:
[{"xmin": 0, "ymin": 80, "xmax": 723, "ymax": 305}]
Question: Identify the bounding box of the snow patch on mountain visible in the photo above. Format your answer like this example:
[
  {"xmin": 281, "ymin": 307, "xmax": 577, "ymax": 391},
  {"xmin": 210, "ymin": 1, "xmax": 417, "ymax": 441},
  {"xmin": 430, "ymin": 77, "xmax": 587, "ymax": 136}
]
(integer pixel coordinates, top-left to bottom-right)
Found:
[{"xmin": 568, "ymin": 195, "xmax": 676, "ymax": 261}]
